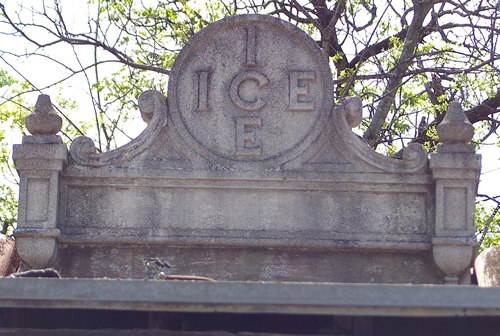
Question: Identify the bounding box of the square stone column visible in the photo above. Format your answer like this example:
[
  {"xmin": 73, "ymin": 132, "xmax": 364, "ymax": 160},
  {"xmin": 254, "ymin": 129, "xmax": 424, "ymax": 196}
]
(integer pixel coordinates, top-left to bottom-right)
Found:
[
  {"xmin": 12, "ymin": 95, "xmax": 67, "ymax": 268},
  {"xmin": 430, "ymin": 102, "xmax": 481, "ymax": 284}
]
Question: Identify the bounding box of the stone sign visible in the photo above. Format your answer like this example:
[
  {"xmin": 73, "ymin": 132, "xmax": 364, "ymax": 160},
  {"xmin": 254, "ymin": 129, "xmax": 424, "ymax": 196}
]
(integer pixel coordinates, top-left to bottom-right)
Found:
[
  {"xmin": 168, "ymin": 15, "xmax": 333, "ymax": 168},
  {"xmin": 13, "ymin": 15, "xmax": 481, "ymax": 285}
]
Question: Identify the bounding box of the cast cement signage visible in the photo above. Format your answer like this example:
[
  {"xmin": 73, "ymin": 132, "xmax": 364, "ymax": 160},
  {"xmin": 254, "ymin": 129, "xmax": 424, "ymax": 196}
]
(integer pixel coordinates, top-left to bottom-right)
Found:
[
  {"xmin": 13, "ymin": 15, "xmax": 480, "ymax": 285},
  {"xmin": 168, "ymin": 16, "xmax": 333, "ymax": 167}
]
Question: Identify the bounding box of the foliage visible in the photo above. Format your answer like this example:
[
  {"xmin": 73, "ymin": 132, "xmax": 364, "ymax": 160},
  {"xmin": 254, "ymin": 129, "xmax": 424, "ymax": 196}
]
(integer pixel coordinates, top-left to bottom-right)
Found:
[
  {"xmin": 0, "ymin": 183, "xmax": 16, "ymax": 235},
  {"xmin": 0, "ymin": 68, "xmax": 23, "ymax": 235},
  {"xmin": 476, "ymin": 199, "xmax": 500, "ymax": 251},
  {"xmin": 0, "ymin": 0, "xmax": 498, "ymax": 243}
]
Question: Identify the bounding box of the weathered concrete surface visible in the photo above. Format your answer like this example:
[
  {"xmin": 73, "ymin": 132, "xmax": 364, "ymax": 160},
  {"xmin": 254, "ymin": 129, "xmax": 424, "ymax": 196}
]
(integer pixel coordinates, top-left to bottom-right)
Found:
[
  {"xmin": 0, "ymin": 278, "xmax": 500, "ymax": 316},
  {"xmin": 60, "ymin": 183, "xmax": 431, "ymax": 244},
  {"xmin": 12, "ymin": 15, "xmax": 481, "ymax": 284},
  {"xmin": 56, "ymin": 244, "xmax": 441, "ymax": 284},
  {"xmin": 3, "ymin": 278, "xmax": 500, "ymax": 335}
]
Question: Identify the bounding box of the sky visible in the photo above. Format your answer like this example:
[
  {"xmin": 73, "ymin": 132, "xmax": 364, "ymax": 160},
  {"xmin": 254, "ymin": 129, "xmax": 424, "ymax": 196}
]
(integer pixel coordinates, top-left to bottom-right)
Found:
[{"xmin": 478, "ymin": 144, "xmax": 500, "ymax": 201}]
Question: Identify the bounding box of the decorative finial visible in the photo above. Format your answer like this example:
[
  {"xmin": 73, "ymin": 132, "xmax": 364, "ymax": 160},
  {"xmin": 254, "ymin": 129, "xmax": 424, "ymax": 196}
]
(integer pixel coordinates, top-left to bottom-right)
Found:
[
  {"xmin": 436, "ymin": 101, "xmax": 474, "ymax": 144},
  {"xmin": 24, "ymin": 94, "xmax": 62, "ymax": 135}
]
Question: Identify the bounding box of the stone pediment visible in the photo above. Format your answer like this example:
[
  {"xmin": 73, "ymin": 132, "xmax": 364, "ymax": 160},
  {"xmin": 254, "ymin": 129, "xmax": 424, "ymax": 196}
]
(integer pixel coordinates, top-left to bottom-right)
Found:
[
  {"xmin": 68, "ymin": 15, "xmax": 428, "ymax": 174},
  {"xmin": 13, "ymin": 15, "xmax": 481, "ymax": 285}
]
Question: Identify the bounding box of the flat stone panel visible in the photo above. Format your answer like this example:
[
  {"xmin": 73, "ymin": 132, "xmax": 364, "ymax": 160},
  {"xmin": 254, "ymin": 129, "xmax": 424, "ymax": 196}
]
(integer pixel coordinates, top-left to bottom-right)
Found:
[
  {"xmin": 443, "ymin": 187, "xmax": 467, "ymax": 231},
  {"xmin": 62, "ymin": 185, "xmax": 428, "ymax": 243},
  {"xmin": 57, "ymin": 244, "xmax": 439, "ymax": 283},
  {"xmin": 25, "ymin": 178, "xmax": 49, "ymax": 222}
]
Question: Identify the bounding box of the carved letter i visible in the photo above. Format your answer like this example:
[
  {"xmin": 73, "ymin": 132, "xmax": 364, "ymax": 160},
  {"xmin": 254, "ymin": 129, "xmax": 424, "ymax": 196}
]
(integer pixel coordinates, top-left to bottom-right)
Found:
[
  {"xmin": 245, "ymin": 26, "xmax": 257, "ymax": 67},
  {"xmin": 196, "ymin": 71, "xmax": 209, "ymax": 112}
]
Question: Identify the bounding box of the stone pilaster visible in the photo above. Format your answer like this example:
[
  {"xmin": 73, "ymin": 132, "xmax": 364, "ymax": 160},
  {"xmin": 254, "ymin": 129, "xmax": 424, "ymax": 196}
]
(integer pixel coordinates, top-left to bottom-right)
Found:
[
  {"xmin": 12, "ymin": 94, "xmax": 67, "ymax": 268},
  {"xmin": 430, "ymin": 102, "xmax": 481, "ymax": 284}
]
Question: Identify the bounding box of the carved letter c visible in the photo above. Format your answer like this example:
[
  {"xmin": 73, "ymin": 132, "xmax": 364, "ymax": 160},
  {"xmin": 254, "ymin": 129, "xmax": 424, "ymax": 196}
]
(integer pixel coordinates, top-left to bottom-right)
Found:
[{"xmin": 229, "ymin": 71, "xmax": 269, "ymax": 111}]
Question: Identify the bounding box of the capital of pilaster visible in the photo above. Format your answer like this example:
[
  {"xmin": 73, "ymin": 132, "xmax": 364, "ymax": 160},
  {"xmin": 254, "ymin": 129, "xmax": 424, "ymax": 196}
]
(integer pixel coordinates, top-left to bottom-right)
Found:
[
  {"xmin": 13, "ymin": 143, "xmax": 68, "ymax": 172},
  {"xmin": 429, "ymin": 151, "xmax": 481, "ymax": 180}
]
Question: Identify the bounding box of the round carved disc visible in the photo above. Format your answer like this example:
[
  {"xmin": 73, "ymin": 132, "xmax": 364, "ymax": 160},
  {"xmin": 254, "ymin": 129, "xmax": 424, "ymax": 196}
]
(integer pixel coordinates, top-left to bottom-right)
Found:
[{"xmin": 168, "ymin": 15, "xmax": 334, "ymax": 166}]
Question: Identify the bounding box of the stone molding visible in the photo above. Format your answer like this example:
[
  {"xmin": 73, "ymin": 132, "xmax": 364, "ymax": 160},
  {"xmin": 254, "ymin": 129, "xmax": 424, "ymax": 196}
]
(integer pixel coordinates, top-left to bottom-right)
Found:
[
  {"xmin": 2, "ymin": 278, "xmax": 500, "ymax": 316},
  {"xmin": 69, "ymin": 90, "xmax": 168, "ymax": 167}
]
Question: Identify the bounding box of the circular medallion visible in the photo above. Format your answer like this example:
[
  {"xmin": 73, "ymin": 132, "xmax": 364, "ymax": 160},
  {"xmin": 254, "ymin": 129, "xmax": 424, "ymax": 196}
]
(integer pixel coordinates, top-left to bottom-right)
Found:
[{"xmin": 168, "ymin": 15, "xmax": 334, "ymax": 167}]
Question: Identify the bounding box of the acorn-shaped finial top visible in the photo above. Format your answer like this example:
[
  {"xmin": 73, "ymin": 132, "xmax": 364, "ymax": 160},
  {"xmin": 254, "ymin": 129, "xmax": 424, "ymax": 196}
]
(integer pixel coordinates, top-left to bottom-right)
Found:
[
  {"xmin": 25, "ymin": 94, "xmax": 62, "ymax": 135},
  {"xmin": 436, "ymin": 101, "xmax": 474, "ymax": 144}
]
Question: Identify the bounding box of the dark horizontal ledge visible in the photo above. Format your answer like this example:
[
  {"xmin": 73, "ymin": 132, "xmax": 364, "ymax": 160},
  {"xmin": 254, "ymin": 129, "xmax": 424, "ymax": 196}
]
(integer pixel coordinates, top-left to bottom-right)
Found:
[{"xmin": 1, "ymin": 278, "xmax": 500, "ymax": 317}]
